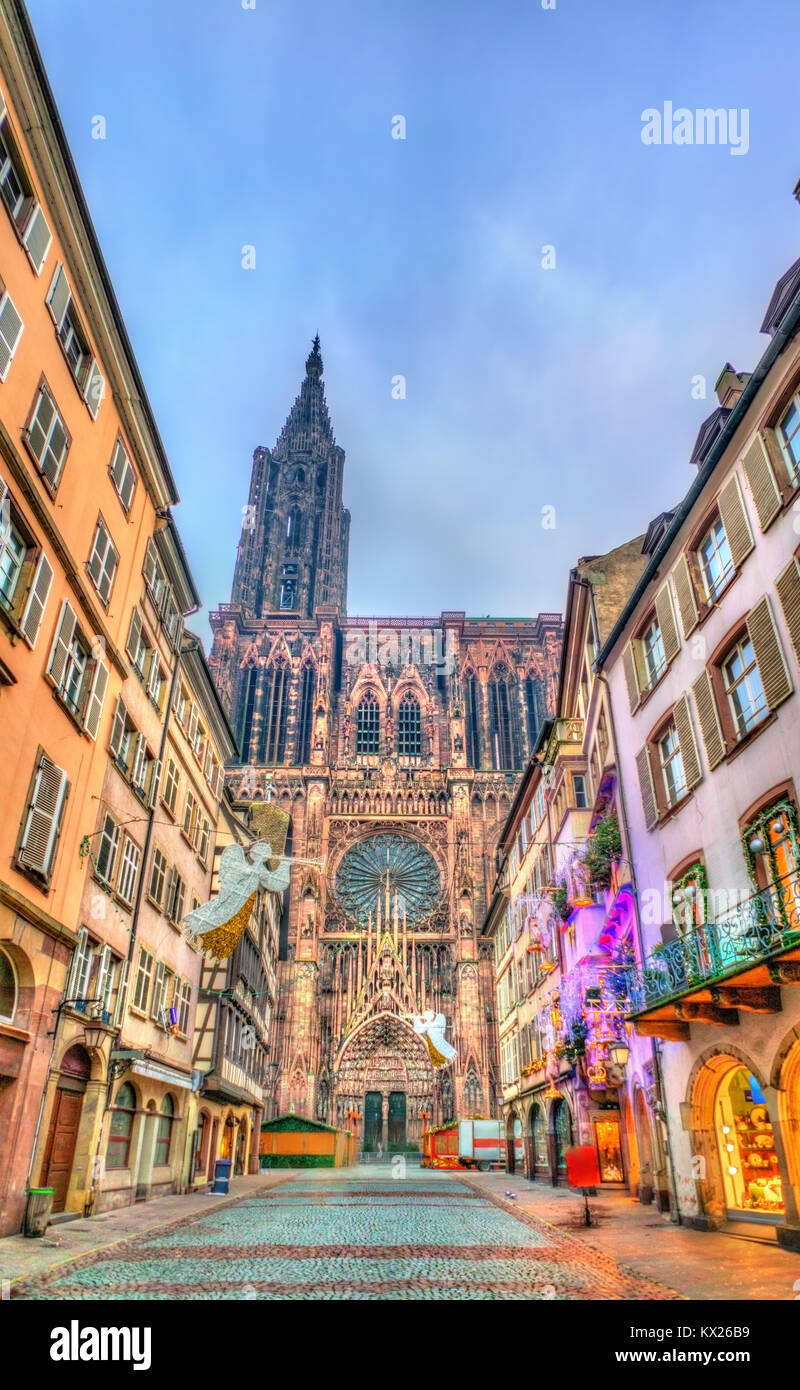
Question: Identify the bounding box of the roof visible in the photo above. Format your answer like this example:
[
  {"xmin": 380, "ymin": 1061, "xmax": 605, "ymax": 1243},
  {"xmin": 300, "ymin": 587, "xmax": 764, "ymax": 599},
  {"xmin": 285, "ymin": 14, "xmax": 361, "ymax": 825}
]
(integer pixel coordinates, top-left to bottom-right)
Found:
[
  {"xmin": 760, "ymin": 256, "xmax": 800, "ymax": 336},
  {"xmin": 261, "ymin": 1113, "xmax": 341, "ymax": 1134}
]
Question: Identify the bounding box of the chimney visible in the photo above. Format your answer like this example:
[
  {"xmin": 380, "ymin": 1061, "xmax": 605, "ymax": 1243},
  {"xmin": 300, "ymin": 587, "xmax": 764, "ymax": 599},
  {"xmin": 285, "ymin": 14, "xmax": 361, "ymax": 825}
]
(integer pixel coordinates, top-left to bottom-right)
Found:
[{"xmin": 715, "ymin": 363, "xmax": 750, "ymax": 409}]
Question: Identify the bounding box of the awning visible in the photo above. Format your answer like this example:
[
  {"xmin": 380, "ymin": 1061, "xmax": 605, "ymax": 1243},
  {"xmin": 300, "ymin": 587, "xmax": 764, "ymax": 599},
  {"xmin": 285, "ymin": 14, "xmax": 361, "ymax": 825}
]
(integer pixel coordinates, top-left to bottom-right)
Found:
[{"xmin": 130, "ymin": 1058, "xmax": 198, "ymax": 1090}]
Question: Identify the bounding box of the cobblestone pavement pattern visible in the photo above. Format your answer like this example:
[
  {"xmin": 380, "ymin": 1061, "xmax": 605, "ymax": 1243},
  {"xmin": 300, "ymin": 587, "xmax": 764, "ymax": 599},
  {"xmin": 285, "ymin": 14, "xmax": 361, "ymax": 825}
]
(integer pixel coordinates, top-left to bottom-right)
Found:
[{"xmin": 14, "ymin": 1170, "xmax": 681, "ymax": 1301}]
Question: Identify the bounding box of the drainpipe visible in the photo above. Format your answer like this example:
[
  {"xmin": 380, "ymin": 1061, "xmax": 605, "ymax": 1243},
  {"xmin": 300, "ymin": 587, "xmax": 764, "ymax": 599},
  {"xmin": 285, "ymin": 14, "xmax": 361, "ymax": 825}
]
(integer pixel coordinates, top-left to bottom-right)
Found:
[{"xmin": 592, "ymin": 660, "xmax": 681, "ymax": 1223}]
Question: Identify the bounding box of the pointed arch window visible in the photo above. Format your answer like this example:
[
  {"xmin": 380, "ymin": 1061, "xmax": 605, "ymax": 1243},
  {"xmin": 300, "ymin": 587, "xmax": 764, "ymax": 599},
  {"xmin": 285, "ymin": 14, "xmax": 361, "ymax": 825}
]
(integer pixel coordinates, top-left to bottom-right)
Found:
[
  {"xmin": 258, "ymin": 659, "xmax": 289, "ymax": 764},
  {"xmin": 238, "ymin": 664, "xmax": 259, "ymax": 761},
  {"xmin": 489, "ymin": 665, "xmax": 517, "ymax": 770},
  {"xmin": 397, "ymin": 692, "xmax": 421, "ymax": 757},
  {"xmin": 525, "ymin": 674, "xmax": 543, "ymax": 745},
  {"xmin": 356, "ymin": 692, "xmax": 380, "ymax": 755},
  {"xmin": 465, "ymin": 672, "xmax": 482, "ymax": 769},
  {"xmin": 286, "ymin": 506, "xmax": 303, "ymax": 552},
  {"xmin": 295, "ymin": 662, "xmax": 316, "ymax": 765}
]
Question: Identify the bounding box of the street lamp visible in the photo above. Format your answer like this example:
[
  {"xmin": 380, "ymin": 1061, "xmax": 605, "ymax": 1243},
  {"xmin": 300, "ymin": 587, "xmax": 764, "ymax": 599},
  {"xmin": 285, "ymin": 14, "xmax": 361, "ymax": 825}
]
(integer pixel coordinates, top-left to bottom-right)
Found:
[
  {"xmin": 609, "ymin": 1039, "xmax": 630, "ymax": 1068},
  {"xmin": 82, "ymin": 1022, "xmax": 105, "ymax": 1053}
]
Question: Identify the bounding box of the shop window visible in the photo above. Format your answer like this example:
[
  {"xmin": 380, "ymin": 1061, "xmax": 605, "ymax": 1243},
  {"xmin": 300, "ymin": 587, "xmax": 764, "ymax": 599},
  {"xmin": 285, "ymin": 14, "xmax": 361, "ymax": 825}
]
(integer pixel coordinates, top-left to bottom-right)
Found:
[
  {"xmin": 0, "ymin": 946, "xmax": 17, "ymax": 1022},
  {"xmin": 107, "ymin": 1082, "xmax": 136, "ymax": 1169},
  {"xmin": 594, "ymin": 1118, "xmax": 624, "ymax": 1183},
  {"xmin": 715, "ymin": 1067, "xmax": 783, "ymax": 1218},
  {"xmin": 155, "ymin": 1094, "xmax": 175, "ymax": 1165}
]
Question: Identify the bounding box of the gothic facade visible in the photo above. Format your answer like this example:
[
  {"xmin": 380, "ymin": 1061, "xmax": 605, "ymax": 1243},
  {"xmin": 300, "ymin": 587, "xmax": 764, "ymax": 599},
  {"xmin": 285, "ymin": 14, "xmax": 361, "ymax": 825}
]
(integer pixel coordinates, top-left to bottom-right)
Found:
[{"xmin": 208, "ymin": 339, "xmax": 563, "ymax": 1147}]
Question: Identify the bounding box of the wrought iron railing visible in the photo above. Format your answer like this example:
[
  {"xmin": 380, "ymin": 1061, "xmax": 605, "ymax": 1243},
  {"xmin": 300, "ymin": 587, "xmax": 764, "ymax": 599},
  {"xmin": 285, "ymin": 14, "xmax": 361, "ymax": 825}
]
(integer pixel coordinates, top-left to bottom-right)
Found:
[{"xmin": 625, "ymin": 873, "xmax": 800, "ymax": 1014}]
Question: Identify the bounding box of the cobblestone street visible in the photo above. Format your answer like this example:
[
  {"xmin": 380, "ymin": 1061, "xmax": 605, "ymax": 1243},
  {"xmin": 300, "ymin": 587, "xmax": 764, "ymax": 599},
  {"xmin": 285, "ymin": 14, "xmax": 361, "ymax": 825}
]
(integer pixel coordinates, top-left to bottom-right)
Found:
[{"xmin": 12, "ymin": 1171, "xmax": 683, "ymax": 1301}]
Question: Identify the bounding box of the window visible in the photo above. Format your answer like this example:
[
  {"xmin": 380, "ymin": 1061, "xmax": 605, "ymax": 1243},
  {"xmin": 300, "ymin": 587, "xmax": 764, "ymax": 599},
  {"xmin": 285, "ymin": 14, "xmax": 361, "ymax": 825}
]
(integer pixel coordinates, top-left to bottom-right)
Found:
[
  {"xmin": 125, "ymin": 608, "xmax": 152, "ymax": 682},
  {"xmin": 0, "ymin": 946, "xmax": 17, "ymax": 1022},
  {"xmin": 117, "ymin": 836, "xmax": 140, "ymax": 906},
  {"xmin": 722, "ymin": 635, "xmax": 767, "ymax": 737},
  {"xmin": 183, "ymin": 790, "xmax": 197, "ymax": 841},
  {"xmin": 257, "ymin": 661, "xmax": 289, "ymax": 763},
  {"xmin": 642, "ymin": 616, "xmax": 666, "ymax": 687},
  {"xmin": 162, "ymin": 757, "xmax": 180, "ymax": 815},
  {"xmin": 279, "ymin": 564, "xmax": 297, "ymax": 610},
  {"xmin": 46, "ymin": 265, "xmax": 105, "ymax": 415},
  {"xmin": 132, "ymin": 946, "xmax": 153, "ymax": 1013},
  {"xmin": 488, "ymin": 665, "xmax": 517, "ymax": 770},
  {"xmin": 572, "ymin": 773, "xmax": 588, "ymax": 809},
  {"xmin": 150, "ymin": 961, "xmax": 166, "ymax": 1020},
  {"xmin": 356, "ymin": 692, "xmax": 380, "ymax": 755},
  {"xmin": 109, "ymin": 439, "xmax": 136, "ymax": 512},
  {"xmin": 658, "ymin": 722, "xmax": 687, "ymax": 808},
  {"xmin": 95, "ymin": 947, "xmax": 118, "ymax": 1017},
  {"xmin": 165, "ymin": 868, "xmax": 186, "ymax": 925},
  {"xmin": 155, "ymin": 1095, "xmax": 174, "ymax": 1165},
  {"xmin": 87, "ymin": 517, "xmax": 118, "ymax": 604},
  {"xmin": 0, "ymin": 105, "xmax": 52, "ymax": 270},
  {"xmin": 47, "ymin": 601, "xmax": 108, "ymax": 737},
  {"xmin": 777, "ymin": 396, "xmax": 800, "ymax": 486},
  {"xmin": 0, "ymin": 284, "xmax": 23, "ymax": 380},
  {"xmin": 0, "ymin": 514, "xmax": 25, "ymax": 608},
  {"xmin": 95, "ymin": 813, "xmax": 119, "ymax": 885},
  {"xmin": 397, "ymin": 692, "xmax": 421, "ymax": 757},
  {"xmin": 176, "ymin": 979, "xmax": 191, "ymax": 1035},
  {"xmin": 67, "ymin": 927, "xmax": 93, "ymax": 1004},
  {"xmin": 697, "ymin": 515, "xmax": 734, "ymax": 602},
  {"xmin": 142, "ymin": 537, "xmax": 182, "ymax": 645},
  {"xmin": 149, "ymin": 847, "xmax": 168, "ymax": 906},
  {"xmin": 160, "ymin": 969, "xmax": 175, "ymax": 1028},
  {"xmin": 106, "ymin": 1083, "xmax": 136, "ymax": 1170},
  {"xmin": 26, "ymin": 384, "xmax": 69, "ymax": 490},
  {"xmin": 0, "ymin": 483, "xmax": 53, "ymax": 643},
  {"xmin": 197, "ymin": 815, "xmax": 210, "ymax": 864},
  {"xmin": 17, "ymin": 751, "xmax": 68, "ymax": 880},
  {"xmin": 465, "ymin": 672, "xmax": 481, "ymax": 768},
  {"xmin": 285, "ymin": 506, "xmax": 302, "ymax": 551},
  {"xmin": 0, "ymin": 116, "xmax": 27, "ymax": 222}
]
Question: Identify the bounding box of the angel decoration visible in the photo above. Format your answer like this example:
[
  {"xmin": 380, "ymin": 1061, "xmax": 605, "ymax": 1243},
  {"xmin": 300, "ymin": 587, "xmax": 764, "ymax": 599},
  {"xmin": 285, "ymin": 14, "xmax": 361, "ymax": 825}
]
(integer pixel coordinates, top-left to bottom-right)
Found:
[
  {"xmin": 403, "ymin": 1010, "xmax": 457, "ymax": 1069},
  {"xmin": 182, "ymin": 841, "xmax": 293, "ymax": 959}
]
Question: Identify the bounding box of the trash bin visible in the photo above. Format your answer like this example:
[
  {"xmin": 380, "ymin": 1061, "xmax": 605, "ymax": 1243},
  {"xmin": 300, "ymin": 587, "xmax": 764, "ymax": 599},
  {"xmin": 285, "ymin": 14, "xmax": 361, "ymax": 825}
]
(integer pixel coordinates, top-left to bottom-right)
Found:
[
  {"xmin": 212, "ymin": 1159, "xmax": 232, "ymax": 1195},
  {"xmin": 23, "ymin": 1187, "xmax": 55, "ymax": 1237}
]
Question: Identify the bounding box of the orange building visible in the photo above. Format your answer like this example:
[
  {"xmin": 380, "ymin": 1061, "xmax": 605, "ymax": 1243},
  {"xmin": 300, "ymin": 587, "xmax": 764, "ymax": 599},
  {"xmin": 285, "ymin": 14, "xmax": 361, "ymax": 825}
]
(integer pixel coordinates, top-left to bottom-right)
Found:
[{"xmin": 0, "ymin": 5, "xmax": 189, "ymax": 1234}]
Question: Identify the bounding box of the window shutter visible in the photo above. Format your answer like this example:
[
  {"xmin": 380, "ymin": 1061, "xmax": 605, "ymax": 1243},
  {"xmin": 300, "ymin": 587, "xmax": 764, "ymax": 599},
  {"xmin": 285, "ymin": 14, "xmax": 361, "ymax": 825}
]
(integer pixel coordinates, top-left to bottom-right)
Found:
[
  {"xmin": 746, "ymin": 595, "xmax": 792, "ymax": 710},
  {"xmin": 214, "ymin": 765, "xmax": 225, "ymax": 799},
  {"xmin": 187, "ymin": 703, "xmax": 199, "ymax": 745},
  {"xmin": 47, "ymin": 600, "xmax": 77, "ymax": 691},
  {"xmin": 46, "ymin": 264, "xmax": 70, "ymax": 329},
  {"xmin": 148, "ymin": 758, "xmax": 162, "ymax": 809},
  {"xmin": 22, "ymin": 204, "xmax": 52, "ymax": 273},
  {"xmin": 164, "ymin": 866, "xmax": 177, "ymax": 920},
  {"xmin": 66, "ymin": 927, "xmax": 89, "ymax": 999},
  {"xmin": 741, "ymin": 433, "xmax": 782, "ymax": 531},
  {"xmin": 83, "ymin": 659, "xmax": 109, "ymax": 740},
  {"xmin": 83, "ymin": 360, "xmax": 105, "ymax": 419},
  {"xmin": 673, "ymin": 693, "xmax": 702, "ymax": 791},
  {"xmin": 203, "ymin": 746, "xmax": 213, "ymax": 782},
  {"xmin": 93, "ymin": 945, "xmax": 111, "ymax": 1013},
  {"xmin": 655, "ymin": 580, "xmax": 680, "ymax": 664},
  {"xmin": 150, "ymin": 961, "xmax": 165, "ymax": 1019},
  {"xmin": 114, "ymin": 960, "xmax": 129, "ymax": 1027},
  {"xmin": 19, "ymin": 754, "xmax": 68, "ymax": 874},
  {"xmin": 717, "ymin": 473, "xmax": 754, "ymax": 569},
  {"xmin": 0, "ymin": 291, "xmax": 23, "ymax": 379},
  {"xmin": 622, "ymin": 641, "xmax": 641, "ymax": 713},
  {"xmin": 111, "ymin": 444, "xmax": 136, "ymax": 511},
  {"xmin": 100, "ymin": 543, "xmax": 117, "ymax": 604},
  {"xmin": 109, "ymin": 696, "xmax": 126, "ymax": 757},
  {"xmin": 146, "ymin": 653, "xmax": 160, "ymax": 700},
  {"xmin": 19, "ymin": 551, "xmax": 53, "ymax": 648},
  {"xmin": 776, "ymin": 558, "xmax": 800, "ymax": 667},
  {"xmin": 672, "ymin": 552, "xmax": 699, "ymax": 638},
  {"xmin": 143, "ymin": 537, "xmax": 158, "ymax": 590},
  {"xmin": 131, "ymin": 734, "xmax": 147, "ymax": 791},
  {"xmin": 125, "ymin": 608, "xmax": 142, "ymax": 664},
  {"xmin": 692, "ymin": 668, "xmax": 726, "ymax": 769},
  {"xmin": 635, "ymin": 746, "xmax": 658, "ymax": 830}
]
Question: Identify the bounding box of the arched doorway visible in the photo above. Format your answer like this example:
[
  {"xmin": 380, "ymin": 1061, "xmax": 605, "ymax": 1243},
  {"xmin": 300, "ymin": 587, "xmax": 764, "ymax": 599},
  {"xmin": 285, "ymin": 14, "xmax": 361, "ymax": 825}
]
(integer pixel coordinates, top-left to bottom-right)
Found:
[
  {"xmin": 220, "ymin": 1114, "xmax": 234, "ymax": 1159},
  {"xmin": 40, "ymin": 1044, "xmax": 91, "ymax": 1212},
  {"xmin": 690, "ymin": 1050, "xmax": 786, "ymax": 1230},
  {"xmin": 551, "ymin": 1098, "xmax": 573, "ymax": 1185},
  {"xmin": 634, "ymin": 1087, "xmax": 654, "ymax": 1203},
  {"xmin": 234, "ymin": 1117, "xmax": 248, "ymax": 1175},
  {"xmin": 530, "ymin": 1102, "xmax": 548, "ymax": 1181},
  {"xmin": 506, "ymin": 1114, "xmax": 516, "ymax": 1174}
]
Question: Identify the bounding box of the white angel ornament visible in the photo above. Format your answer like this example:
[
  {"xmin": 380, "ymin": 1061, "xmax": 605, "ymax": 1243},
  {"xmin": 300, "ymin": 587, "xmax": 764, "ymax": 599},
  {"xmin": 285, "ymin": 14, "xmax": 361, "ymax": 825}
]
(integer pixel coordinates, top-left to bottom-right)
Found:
[
  {"xmin": 403, "ymin": 1009, "xmax": 457, "ymax": 1068},
  {"xmin": 182, "ymin": 841, "xmax": 292, "ymax": 958}
]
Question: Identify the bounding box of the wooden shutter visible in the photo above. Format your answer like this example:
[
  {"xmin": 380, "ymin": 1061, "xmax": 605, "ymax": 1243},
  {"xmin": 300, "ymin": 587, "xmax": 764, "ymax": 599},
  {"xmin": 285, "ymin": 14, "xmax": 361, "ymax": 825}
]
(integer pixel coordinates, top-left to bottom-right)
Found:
[
  {"xmin": 22, "ymin": 204, "xmax": 52, "ymax": 273},
  {"xmin": 46, "ymin": 264, "xmax": 70, "ymax": 329},
  {"xmin": 672, "ymin": 553, "xmax": 699, "ymax": 638},
  {"xmin": 776, "ymin": 558, "xmax": 800, "ymax": 667},
  {"xmin": 673, "ymin": 693, "xmax": 702, "ymax": 790},
  {"xmin": 0, "ymin": 291, "xmax": 23, "ymax": 379},
  {"xmin": 93, "ymin": 945, "xmax": 112, "ymax": 1014},
  {"xmin": 692, "ymin": 668, "xmax": 726, "ymax": 769},
  {"xmin": 741, "ymin": 433, "xmax": 782, "ymax": 531},
  {"xmin": 109, "ymin": 695, "xmax": 126, "ymax": 756},
  {"xmin": 66, "ymin": 927, "xmax": 89, "ymax": 998},
  {"xmin": 655, "ymin": 580, "xmax": 680, "ymax": 664},
  {"xmin": 187, "ymin": 703, "xmax": 199, "ymax": 745},
  {"xmin": 636, "ymin": 746, "xmax": 658, "ymax": 830},
  {"xmin": 142, "ymin": 537, "xmax": 158, "ymax": 590},
  {"xmin": 83, "ymin": 659, "xmax": 109, "ymax": 740},
  {"xmin": 148, "ymin": 759, "xmax": 162, "ymax": 809},
  {"xmin": 746, "ymin": 595, "xmax": 792, "ymax": 710},
  {"xmin": 622, "ymin": 641, "xmax": 641, "ymax": 712},
  {"xmin": 150, "ymin": 961, "xmax": 165, "ymax": 1019},
  {"xmin": 83, "ymin": 361, "xmax": 105, "ymax": 418},
  {"xmin": 131, "ymin": 734, "xmax": 147, "ymax": 791},
  {"xmin": 717, "ymin": 473, "xmax": 754, "ymax": 568},
  {"xmin": 164, "ymin": 867, "xmax": 177, "ymax": 921},
  {"xmin": 125, "ymin": 607, "xmax": 142, "ymax": 664},
  {"xmin": 19, "ymin": 550, "xmax": 53, "ymax": 647},
  {"xmin": 47, "ymin": 600, "xmax": 77, "ymax": 691},
  {"xmin": 114, "ymin": 960, "xmax": 129, "ymax": 1028},
  {"xmin": 18, "ymin": 754, "xmax": 68, "ymax": 874}
]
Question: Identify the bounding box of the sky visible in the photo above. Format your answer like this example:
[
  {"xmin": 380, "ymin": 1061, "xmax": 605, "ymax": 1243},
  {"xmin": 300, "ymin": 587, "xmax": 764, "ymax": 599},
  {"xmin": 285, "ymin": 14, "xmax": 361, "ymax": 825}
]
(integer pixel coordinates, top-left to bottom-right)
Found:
[{"xmin": 25, "ymin": 0, "xmax": 800, "ymax": 640}]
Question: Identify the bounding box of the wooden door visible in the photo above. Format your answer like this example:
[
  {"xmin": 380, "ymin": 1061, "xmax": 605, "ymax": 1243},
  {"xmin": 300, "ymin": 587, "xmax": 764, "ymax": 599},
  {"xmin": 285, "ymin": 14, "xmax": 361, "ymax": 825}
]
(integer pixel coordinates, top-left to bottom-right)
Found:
[{"xmin": 41, "ymin": 1086, "xmax": 84, "ymax": 1212}]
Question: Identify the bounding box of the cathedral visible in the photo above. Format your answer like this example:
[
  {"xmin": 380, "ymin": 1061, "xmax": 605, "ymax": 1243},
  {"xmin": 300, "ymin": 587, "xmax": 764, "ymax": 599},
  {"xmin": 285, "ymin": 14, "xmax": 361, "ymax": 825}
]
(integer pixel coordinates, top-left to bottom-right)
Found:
[{"xmin": 208, "ymin": 338, "xmax": 563, "ymax": 1150}]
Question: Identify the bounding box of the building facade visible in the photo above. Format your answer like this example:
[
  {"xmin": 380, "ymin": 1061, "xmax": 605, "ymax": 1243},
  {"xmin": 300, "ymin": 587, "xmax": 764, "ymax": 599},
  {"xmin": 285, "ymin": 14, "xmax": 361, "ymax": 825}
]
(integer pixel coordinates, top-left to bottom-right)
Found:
[
  {"xmin": 208, "ymin": 339, "xmax": 563, "ymax": 1146},
  {"xmin": 599, "ymin": 265, "xmax": 800, "ymax": 1251}
]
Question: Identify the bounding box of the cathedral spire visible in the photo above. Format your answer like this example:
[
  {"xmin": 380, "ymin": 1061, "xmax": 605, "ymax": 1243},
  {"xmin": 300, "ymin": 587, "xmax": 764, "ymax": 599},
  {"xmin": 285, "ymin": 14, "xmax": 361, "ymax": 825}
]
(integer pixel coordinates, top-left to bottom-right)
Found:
[{"xmin": 275, "ymin": 335, "xmax": 333, "ymax": 457}]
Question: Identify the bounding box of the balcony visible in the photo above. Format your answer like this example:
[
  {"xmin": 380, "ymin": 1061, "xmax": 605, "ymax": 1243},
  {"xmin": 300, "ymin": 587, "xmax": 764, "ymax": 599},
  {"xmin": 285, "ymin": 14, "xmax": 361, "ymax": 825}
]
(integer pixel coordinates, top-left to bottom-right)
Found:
[{"xmin": 626, "ymin": 874, "xmax": 800, "ymax": 1040}]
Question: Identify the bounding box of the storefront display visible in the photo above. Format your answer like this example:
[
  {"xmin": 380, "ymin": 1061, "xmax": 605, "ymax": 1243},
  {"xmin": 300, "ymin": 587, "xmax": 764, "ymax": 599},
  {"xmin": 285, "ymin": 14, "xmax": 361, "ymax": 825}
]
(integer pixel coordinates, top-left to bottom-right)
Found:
[
  {"xmin": 716, "ymin": 1067, "xmax": 784, "ymax": 1217},
  {"xmin": 594, "ymin": 1117, "xmax": 624, "ymax": 1182}
]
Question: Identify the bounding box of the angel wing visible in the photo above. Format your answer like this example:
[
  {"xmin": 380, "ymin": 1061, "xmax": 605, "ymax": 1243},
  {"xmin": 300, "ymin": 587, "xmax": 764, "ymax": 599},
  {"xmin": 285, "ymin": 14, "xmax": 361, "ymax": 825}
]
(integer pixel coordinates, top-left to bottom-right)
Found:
[{"xmin": 427, "ymin": 1013, "xmax": 457, "ymax": 1062}]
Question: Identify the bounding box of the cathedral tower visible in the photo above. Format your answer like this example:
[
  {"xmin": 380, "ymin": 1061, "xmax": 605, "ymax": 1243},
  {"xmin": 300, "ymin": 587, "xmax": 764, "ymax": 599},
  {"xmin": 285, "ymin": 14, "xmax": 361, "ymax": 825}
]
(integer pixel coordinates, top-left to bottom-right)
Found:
[{"xmin": 208, "ymin": 340, "xmax": 563, "ymax": 1142}]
